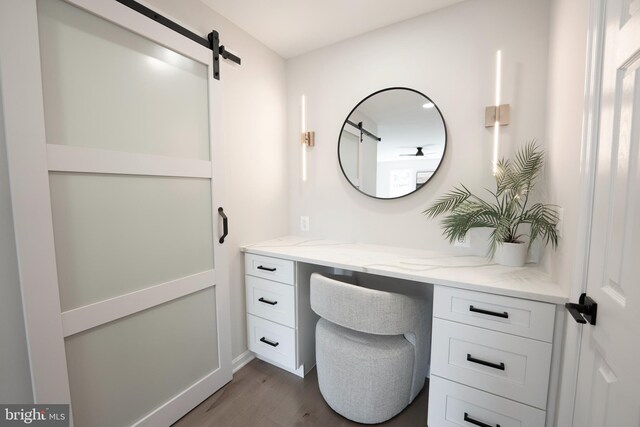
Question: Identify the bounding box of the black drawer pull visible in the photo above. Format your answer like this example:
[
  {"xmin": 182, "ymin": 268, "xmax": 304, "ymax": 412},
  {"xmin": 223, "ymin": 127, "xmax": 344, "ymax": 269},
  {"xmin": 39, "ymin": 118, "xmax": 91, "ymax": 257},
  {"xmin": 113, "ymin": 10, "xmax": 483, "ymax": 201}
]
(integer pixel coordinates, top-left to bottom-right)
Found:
[
  {"xmin": 464, "ymin": 412, "xmax": 500, "ymax": 427},
  {"xmin": 258, "ymin": 297, "xmax": 278, "ymax": 306},
  {"xmin": 259, "ymin": 337, "xmax": 279, "ymax": 347},
  {"xmin": 469, "ymin": 305, "xmax": 509, "ymax": 319},
  {"xmin": 467, "ymin": 354, "xmax": 505, "ymax": 371},
  {"xmin": 257, "ymin": 265, "xmax": 277, "ymax": 272}
]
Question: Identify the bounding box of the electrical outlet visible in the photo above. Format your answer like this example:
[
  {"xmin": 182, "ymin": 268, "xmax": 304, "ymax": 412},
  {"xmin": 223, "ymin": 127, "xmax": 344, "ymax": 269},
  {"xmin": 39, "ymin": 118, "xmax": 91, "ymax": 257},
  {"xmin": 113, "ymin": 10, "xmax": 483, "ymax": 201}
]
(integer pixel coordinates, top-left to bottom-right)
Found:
[
  {"xmin": 454, "ymin": 233, "xmax": 471, "ymax": 248},
  {"xmin": 556, "ymin": 207, "xmax": 564, "ymax": 238},
  {"xmin": 300, "ymin": 216, "xmax": 310, "ymax": 231}
]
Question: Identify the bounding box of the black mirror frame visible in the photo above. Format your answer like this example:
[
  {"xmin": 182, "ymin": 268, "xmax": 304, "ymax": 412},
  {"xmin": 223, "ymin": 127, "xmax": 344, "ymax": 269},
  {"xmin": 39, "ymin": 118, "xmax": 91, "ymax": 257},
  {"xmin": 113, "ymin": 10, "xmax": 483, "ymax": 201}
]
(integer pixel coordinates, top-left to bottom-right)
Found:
[{"xmin": 337, "ymin": 86, "xmax": 448, "ymax": 200}]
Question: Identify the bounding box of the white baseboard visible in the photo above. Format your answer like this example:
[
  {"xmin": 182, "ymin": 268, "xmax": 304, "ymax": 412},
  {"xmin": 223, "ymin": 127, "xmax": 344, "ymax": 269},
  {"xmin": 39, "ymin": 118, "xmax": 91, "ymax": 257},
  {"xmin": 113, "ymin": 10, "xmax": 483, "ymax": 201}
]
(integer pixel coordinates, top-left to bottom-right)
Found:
[{"xmin": 232, "ymin": 350, "xmax": 255, "ymax": 373}]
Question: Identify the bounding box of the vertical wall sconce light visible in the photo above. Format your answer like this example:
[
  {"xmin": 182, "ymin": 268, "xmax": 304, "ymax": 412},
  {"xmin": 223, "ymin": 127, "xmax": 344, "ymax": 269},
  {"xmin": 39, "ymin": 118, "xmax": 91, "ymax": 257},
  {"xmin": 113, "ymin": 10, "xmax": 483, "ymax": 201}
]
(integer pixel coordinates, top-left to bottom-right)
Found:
[
  {"xmin": 301, "ymin": 95, "xmax": 315, "ymax": 182},
  {"xmin": 485, "ymin": 50, "xmax": 510, "ymax": 174}
]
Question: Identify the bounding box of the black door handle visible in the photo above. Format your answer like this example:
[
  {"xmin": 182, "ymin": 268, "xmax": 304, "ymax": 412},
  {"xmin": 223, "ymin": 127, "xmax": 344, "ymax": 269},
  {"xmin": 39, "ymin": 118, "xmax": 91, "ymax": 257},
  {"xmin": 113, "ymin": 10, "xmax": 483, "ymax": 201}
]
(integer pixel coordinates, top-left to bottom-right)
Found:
[
  {"xmin": 260, "ymin": 337, "xmax": 279, "ymax": 347},
  {"xmin": 469, "ymin": 305, "xmax": 509, "ymax": 319},
  {"xmin": 464, "ymin": 412, "xmax": 500, "ymax": 427},
  {"xmin": 257, "ymin": 265, "xmax": 277, "ymax": 272},
  {"xmin": 565, "ymin": 293, "xmax": 597, "ymax": 325},
  {"xmin": 218, "ymin": 207, "xmax": 228, "ymax": 244},
  {"xmin": 258, "ymin": 297, "xmax": 278, "ymax": 306}
]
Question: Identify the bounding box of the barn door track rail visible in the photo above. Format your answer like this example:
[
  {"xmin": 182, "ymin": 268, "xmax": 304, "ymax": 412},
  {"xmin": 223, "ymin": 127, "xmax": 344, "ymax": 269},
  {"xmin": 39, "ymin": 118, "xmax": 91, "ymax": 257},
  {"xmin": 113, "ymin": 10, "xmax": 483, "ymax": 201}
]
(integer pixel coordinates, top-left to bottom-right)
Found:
[{"xmin": 115, "ymin": 0, "xmax": 241, "ymax": 80}]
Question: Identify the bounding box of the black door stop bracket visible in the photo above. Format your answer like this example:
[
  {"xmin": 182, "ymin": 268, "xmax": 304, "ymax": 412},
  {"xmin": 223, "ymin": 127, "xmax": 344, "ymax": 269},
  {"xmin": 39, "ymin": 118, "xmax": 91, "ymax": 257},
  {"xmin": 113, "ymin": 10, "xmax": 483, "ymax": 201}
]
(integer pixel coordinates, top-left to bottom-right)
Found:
[{"xmin": 565, "ymin": 293, "xmax": 597, "ymax": 325}]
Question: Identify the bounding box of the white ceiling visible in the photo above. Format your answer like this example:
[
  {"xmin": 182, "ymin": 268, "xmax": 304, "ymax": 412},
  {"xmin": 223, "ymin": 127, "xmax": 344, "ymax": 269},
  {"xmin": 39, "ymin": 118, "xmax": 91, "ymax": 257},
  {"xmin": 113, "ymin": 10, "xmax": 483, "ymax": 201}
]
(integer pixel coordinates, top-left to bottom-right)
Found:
[{"xmin": 199, "ymin": 0, "xmax": 464, "ymax": 58}]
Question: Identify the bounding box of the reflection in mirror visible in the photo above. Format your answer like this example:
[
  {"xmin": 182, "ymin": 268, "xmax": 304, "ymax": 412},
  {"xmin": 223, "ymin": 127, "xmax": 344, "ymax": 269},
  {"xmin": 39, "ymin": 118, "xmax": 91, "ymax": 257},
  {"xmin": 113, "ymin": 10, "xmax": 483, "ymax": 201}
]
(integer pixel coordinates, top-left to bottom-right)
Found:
[{"xmin": 338, "ymin": 88, "xmax": 446, "ymax": 199}]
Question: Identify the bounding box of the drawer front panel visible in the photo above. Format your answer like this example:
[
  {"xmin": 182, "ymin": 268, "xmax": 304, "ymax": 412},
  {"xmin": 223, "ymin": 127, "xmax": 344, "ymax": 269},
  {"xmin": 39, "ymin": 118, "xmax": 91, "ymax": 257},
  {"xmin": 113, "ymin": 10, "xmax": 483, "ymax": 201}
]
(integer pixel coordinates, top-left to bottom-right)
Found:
[
  {"xmin": 246, "ymin": 275, "xmax": 295, "ymax": 328},
  {"xmin": 433, "ymin": 285, "xmax": 556, "ymax": 342},
  {"xmin": 245, "ymin": 253, "xmax": 295, "ymax": 285},
  {"xmin": 431, "ymin": 318, "xmax": 552, "ymax": 409},
  {"xmin": 428, "ymin": 376, "xmax": 546, "ymax": 427},
  {"xmin": 248, "ymin": 314, "xmax": 296, "ymax": 370}
]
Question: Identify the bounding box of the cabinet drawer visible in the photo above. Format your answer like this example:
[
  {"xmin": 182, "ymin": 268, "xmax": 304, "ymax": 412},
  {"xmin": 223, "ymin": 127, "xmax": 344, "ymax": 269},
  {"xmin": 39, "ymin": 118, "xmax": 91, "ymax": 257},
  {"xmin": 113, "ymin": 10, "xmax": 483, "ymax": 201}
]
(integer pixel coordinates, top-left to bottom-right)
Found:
[
  {"xmin": 428, "ymin": 376, "xmax": 546, "ymax": 427},
  {"xmin": 245, "ymin": 253, "xmax": 294, "ymax": 285},
  {"xmin": 246, "ymin": 275, "xmax": 295, "ymax": 328},
  {"xmin": 431, "ymin": 318, "xmax": 552, "ymax": 409},
  {"xmin": 248, "ymin": 314, "xmax": 296, "ymax": 370},
  {"xmin": 433, "ymin": 285, "xmax": 556, "ymax": 342}
]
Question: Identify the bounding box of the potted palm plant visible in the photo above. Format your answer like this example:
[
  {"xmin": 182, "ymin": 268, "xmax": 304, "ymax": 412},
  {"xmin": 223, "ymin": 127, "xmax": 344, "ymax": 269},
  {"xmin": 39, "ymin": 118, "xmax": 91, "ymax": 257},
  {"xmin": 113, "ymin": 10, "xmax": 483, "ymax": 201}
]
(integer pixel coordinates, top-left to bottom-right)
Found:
[{"xmin": 423, "ymin": 141, "xmax": 558, "ymax": 267}]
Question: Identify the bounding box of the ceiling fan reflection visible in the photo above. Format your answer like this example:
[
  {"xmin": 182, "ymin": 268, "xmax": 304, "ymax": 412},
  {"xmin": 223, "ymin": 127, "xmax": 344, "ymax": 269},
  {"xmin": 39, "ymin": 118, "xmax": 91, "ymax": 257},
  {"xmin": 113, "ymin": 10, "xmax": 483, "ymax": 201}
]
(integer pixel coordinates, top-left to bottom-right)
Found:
[{"xmin": 399, "ymin": 146, "xmax": 438, "ymax": 157}]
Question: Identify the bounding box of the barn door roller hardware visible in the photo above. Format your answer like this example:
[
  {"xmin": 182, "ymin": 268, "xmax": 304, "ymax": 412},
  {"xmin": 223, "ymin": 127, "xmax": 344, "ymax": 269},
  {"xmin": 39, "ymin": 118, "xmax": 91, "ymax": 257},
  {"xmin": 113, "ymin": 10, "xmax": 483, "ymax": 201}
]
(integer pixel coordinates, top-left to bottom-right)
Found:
[
  {"xmin": 208, "ymin": 31, "xmax": 241, "ymax": 80},
  {"xmin": 115, "ymin": 0, "xmax": 241, "ymax": 80},
  {"xmin": 346, "ymin": 120, "xmax": 381, "ymax": 142}
]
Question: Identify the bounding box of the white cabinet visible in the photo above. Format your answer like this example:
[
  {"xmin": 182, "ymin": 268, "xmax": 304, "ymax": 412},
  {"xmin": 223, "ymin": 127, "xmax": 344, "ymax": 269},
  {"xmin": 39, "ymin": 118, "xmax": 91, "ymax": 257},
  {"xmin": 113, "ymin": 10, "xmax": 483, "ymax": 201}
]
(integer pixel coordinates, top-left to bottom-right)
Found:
[
  {"xmin": 431, "ymin": 318, "xmax": 552, "ymax": 409},
  {"xmin": 245, "ymin": 253, "xmax": 295, "ymax": 285},
  {"xmin": 247, "ymin": 314, "xmax": 297, "ymax": 369},
  {"xmin": 429, "ymin": 286, "xmax": 556, "ymax": 427},
  {"xmin": 428, "ymin": 376, "xmax": 547, "ymax": 427},
  {"xmin": 246, "ymin": 275, "xmax": 296, "ymax": 328},
  {"xmin": 243, "ymin": 239, "xmax": 566, "ymax": 427},
  {"xmin": 244, "ymin": 253, "xmax": 318, "ymax": 377},
  {"xmin": 433, "ymin": 285, "xmax": 556, "ymax": 342}
]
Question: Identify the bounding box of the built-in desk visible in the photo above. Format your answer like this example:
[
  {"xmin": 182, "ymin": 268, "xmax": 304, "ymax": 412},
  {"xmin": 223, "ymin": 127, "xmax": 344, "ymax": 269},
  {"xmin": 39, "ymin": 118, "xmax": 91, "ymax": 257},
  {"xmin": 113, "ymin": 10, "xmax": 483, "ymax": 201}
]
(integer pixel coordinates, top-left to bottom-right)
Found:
[{"xmin": 241, "ymin": 236, "xmax": 568, "ymax": 427}]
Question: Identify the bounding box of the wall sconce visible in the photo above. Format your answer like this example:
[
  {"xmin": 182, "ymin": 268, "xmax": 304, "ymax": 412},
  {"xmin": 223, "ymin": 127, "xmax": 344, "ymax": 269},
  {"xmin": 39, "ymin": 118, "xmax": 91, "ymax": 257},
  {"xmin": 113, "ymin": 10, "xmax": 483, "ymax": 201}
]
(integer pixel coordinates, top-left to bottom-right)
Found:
[
  {"xmin": 486, "ymin": 50, "xmax": 510, "ymax": 174},
  {"xmin": 484, "ymin": 104, "xmax": 511, "ymax": 127},
  {"xmin": 301, "ymin": 131, "xmax": 315, "ymax": 147},
  {"xmin": 301, "ymin": 95, "xmax": 315, "ymax": 181}
]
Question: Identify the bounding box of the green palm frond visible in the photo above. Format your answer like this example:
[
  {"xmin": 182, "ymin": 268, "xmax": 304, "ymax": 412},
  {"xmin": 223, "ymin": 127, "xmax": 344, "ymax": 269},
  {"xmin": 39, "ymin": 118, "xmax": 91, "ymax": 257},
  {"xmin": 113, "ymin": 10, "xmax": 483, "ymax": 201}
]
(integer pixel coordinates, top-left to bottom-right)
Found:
[
  {"xmin": 513, "ymin": 140, "xmax": 544, "ymax": 191},
  {"xmin": 488, "ymin": 214, "xmax": 518, "ymax": 257},
  {"xmin": 439, "ymin": 201, "xmax": 499, "ymax": 244},
  {"xmin": 521, "ymin": 203, "xmax": 559, "ymax": 249},
  {"xmin": 423, "ymin": 185, "xmax": 471, "ymax": 218},
  {"xmin": 495, "ymin": 140, "xmax": 543, "ymax": 199},
  {"xmin": 494, "ymin": 158, "xmax": 511, "ymax": 195},
  {"xmin": 424, "ymin": 141, "xmax": 558, "ymax": 259}
]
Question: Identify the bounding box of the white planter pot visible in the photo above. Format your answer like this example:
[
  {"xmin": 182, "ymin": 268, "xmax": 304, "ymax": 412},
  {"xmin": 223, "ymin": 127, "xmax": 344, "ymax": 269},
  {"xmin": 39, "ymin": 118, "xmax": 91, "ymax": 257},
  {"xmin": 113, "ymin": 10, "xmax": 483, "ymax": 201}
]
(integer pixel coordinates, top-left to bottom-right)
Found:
[{"xmin": 494, "ymin": 242, "xmax": 528, "ymax": 267}]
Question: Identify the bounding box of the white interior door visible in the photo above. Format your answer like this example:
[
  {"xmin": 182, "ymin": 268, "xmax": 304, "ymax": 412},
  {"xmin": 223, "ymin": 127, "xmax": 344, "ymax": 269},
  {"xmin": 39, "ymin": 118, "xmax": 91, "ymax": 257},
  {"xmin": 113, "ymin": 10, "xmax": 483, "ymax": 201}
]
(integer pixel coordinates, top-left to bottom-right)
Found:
[
  {"xmin": 1, "ymin": 0, "xmax": 231, "ymax": 425},
  {"xmin": 573, "ymin": 0, "xmax": 640, "ymax": 425}
]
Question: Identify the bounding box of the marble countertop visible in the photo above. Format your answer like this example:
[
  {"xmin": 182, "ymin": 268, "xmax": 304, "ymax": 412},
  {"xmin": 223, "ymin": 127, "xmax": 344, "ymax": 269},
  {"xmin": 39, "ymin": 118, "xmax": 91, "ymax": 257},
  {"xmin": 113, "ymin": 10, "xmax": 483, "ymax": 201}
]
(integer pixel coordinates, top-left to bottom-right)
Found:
[{"xmin": 241, "ymin": 236, "xmax": 568, "ymax": 305}]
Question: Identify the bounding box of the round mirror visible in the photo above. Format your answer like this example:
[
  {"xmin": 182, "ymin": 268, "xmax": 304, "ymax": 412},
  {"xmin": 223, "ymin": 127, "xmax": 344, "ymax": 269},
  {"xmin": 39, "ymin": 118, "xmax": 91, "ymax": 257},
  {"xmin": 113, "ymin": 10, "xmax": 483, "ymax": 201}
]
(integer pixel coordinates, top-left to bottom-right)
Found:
[{"xmin": 338, "ymin": 87, "xmax": 447, "ymax": 199}]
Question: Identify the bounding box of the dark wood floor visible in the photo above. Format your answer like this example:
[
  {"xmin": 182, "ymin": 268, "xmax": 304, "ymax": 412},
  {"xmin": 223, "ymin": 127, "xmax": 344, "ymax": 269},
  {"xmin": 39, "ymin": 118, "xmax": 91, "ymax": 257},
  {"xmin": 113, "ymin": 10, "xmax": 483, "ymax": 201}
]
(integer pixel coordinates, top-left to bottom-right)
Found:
[{"xmin": 173, "ymin": 359, "xmax": 429, "ymax": 427}]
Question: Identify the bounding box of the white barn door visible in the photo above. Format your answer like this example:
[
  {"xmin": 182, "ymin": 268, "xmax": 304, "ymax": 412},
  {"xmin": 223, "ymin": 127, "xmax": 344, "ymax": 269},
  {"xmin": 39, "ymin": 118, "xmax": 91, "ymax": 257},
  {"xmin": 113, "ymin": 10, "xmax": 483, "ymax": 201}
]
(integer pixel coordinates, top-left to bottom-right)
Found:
[
  {"xmin": 0, "ymin": 0, "xmax": 232, "ymax": 425},
  {"xmin": 573, "ymin": 0, "xmax": 640, "ymax": 425}
]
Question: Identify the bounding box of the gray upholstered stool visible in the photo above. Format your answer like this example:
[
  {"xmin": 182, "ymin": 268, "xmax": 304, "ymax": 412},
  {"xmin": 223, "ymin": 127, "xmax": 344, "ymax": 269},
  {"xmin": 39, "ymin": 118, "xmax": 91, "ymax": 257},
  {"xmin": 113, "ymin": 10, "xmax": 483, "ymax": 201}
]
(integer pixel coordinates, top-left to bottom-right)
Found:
[{"xmin": 310, "ymin": 273, "xmax": 429, "ymax": 424}]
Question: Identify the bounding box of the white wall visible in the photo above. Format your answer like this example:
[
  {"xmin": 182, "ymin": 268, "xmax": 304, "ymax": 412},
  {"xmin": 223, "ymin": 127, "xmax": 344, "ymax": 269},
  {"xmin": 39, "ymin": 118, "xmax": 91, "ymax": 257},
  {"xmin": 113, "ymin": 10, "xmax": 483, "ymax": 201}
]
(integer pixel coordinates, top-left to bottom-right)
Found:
[
  {"xmin": 0, "ymin": 83, "xmax": 33, "ymax": 403},
  {"xmin": 142, "ymin": 0, "xmax": 288, "ymax": 361},
  {"xmin": 287, "ymin": 0, "xmax": 551, "ymax": 252},
  {"xmin": 543, "ymin": 0, "xmax": 589, "ymax": 425}
]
